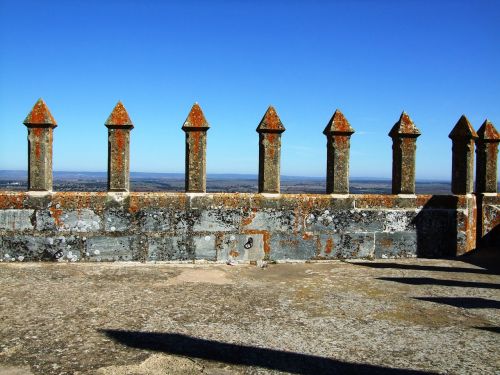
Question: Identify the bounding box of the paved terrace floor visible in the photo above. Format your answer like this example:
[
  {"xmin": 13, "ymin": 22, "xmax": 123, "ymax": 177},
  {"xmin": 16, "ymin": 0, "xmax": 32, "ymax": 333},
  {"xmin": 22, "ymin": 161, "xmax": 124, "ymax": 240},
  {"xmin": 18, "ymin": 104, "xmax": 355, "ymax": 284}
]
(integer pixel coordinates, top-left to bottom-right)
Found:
[{"xmin": 0, "ymin": 253, "xmax": 499, "ymax": 375}]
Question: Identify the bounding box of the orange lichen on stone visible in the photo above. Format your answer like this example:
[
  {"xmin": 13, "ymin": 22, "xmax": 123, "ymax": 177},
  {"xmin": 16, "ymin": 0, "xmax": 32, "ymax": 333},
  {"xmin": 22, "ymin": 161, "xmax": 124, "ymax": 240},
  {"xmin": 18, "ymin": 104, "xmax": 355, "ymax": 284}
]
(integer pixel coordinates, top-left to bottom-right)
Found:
[
  {"xmin": 114, "ymin": 130, "xmax": 125, "ymax": 169},
  {"xmin": 105, "ymin": 101, "xmax": 134, "ymax": 127},
  {"xmin": 23, "ymin": 98, "xmax": 57, "ymax": 127},
  {"xmin": 182, "ymin": 103, "xmax": 209, "ymax": 130},
  {"xmin": 302, "ymin": 232, "xmax": 313, "ymax": 240},
  {"xmin": 323, "ymin": 109, "xmax": 354, "ymax": 135},
  {"xmin": 325, "ymin": 237, "xmax": 333, "ymax": 254},
  {"xmin": 256, "ymin": 106, "xmax": 285, "ymax": 133},
  {"xmin": 0, "ymin": 192, "xmax": 26, "ymax": 209},
  {"xmin": 242, "ymin": 210, "xmax": 256, "ymax": 226},
  {"xmin": 389, "ymin": 112, "xmax": 420, "ymax": 138},
  {"xmin": 32, "ymin": 128, "xmax": 42, "ymax": 159}
]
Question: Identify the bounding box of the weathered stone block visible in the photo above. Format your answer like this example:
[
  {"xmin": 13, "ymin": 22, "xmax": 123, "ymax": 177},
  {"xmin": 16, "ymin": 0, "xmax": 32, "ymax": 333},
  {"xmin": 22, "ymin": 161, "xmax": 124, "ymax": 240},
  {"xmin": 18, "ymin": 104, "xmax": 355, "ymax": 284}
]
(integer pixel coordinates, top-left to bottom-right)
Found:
[
  {"xmin": 85, "ymin": 236, "xmax": 134, "ymax": 261},
  {"xmin": 374, "ymin": 232, "xmax": 417, "ymax": 258},
  {"xmin": 217, "ymin": 234, "xmax": 265, "ymax": 261},
  {"xmin": 0, "ymin": 235, "xmax": 83, "ymax": 261},
  {"xmin": 193, "ymin": 235, "xmax": 216, "ymax": 260},
  {"xmin": 104, "ymin": 209, "xmax": 131, "ymax": 232},
  {"xmin": 331, "ymin": 233, "xmax": 374, "ymax": 258},
  {"xmin": 0, "ymin": 209, "xmax": 34, "ymax": 231},
  {"xmin": 147, "ymin": 236, "xmax": 195, "ymax": 261},
  {"xmin": 138, "ymin": 210, "xmax": 172, "ymax": 232},
  {"xmin": 242, "ymin": 210, "xmax": 295, "ymax": 232},
  {"xmin": 382, "ymin": 210, "xmax": 417, "ymax": 232},
  {"xmin": 35, "ymin": 210, "xmax": 56, "ymax": 230},
  {"xmin": 193, "ymin": 210, "xmax": 240, "ymax": 232},
  {"xmin": 305, "ymin": 209, "xmax": 384, "ymax": 233},
  {"xmin": 269, "ymin": 234, "xmax": 317, "ymax": 260},
  {"xmin": 57, "ymin": 209, "xmax": 102, "ymax": 232}
]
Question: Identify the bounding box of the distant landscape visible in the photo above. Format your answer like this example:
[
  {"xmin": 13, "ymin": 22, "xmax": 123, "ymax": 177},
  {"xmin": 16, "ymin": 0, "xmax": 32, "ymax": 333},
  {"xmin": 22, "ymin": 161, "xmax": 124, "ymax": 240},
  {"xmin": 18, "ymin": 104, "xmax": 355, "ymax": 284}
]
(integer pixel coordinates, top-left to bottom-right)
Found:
[{"xmin": 0, "ymin": 170, "xmax": 465, "ymax": 194}]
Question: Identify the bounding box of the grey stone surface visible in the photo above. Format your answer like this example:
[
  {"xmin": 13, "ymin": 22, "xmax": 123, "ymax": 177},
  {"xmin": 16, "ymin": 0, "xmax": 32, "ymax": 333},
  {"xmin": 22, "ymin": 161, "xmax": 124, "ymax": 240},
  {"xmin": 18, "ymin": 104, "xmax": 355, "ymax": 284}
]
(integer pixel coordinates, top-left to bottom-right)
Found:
[
  {"xmin": 138, "ymin": 209, "xmax": 172, "ymax": 232},
  {"xmin": 305, "ymin": 209, "xmax": 384, "ymax": 232},
  {"xmin": 0, "ymin": 235, "xmax": 83, "ymax": 261},
  {"xmin": 242, "ymin": 210, "xmax": 295, "ymax": 232},
  {"xmin": 375, "ymin": 232, "xmax": 417, "ymax": 258},
  {"xmin": 147, "ymin": 237, "xmax": 195, "ymax": 261},
  {"xmin": 193, "ymin": 235, "xmax": 217, "ymax": 260},
  {"xmin": 104, "ymin": 209, "xmax": 131, "ymax": 232},
  {"xmin": 0, "ymin": 209, "xmax": 34, "ymax": 231},
  {"xmin": 217, "ymin": 234, "xmax": 265, "ymax": 262},
  {"xmin": 1, "ymin": 260, "xmax": 499, "ymax": 375},
  {"xmin": 58, "ymin": 209, "xmax": 102, "ymax": 232},
  {"xmin": 333, "ymin": 233, "xmax": 375, "ymax": 258},
  {"xmin": 192, "ymin": 210, "xmax": 240, "ymax": 232},
  {"xmin": 35, "ymin": 210, "xmax": 56, "ymax": 231},
  {"xmin": 86, "ymin": 236, "xmax": 134, "ymax": 261},
  {"xmin": 269, "ymin": 234, "xmax": 317, "ymax": 260},
  {"xmin": 382, "ymin": 210, "xmax": 417, "ymax": 232}
]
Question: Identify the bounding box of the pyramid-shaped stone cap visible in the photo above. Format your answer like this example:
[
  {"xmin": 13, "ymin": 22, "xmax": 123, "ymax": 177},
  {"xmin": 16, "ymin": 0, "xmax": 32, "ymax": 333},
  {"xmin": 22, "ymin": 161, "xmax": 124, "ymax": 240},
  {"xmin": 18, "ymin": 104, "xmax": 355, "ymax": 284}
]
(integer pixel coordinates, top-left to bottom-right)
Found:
[
  {"xmin": 23, "ymin": 98, "xmax": 57, "ymax": 127},
  {"xmin": 449, "ymin": 115, "xmax": 478, "ymax": 140},
  {"xmin": 323, "ymin": 109, "xmax": 354, "ymax": 135},
  {"xmin": 388, "ymin": 111, "xmax": 421, "ymax": 138},
  {"xmin": 477, "ymin": 119, "xmax": 499, "ymax": 142},
  {"xmin": 256, "ymin": 106, "xmax": 285, "ymax": 133},
  {"xmin": 105, "ymin": 101, "xmax": 134, "ymax": 128},
  {"xmin": 182, "ymin": 103, "xmax": 210, "ymax": 131}
]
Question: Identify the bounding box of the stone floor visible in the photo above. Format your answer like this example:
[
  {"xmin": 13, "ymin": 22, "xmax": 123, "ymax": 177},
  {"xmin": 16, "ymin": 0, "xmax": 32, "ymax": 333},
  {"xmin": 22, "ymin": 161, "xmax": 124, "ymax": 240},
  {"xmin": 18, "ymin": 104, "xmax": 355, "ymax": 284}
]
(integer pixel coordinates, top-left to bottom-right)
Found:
[{"xmin": 0, "ymin": 253, "xmax": 499, "ymax": 374}]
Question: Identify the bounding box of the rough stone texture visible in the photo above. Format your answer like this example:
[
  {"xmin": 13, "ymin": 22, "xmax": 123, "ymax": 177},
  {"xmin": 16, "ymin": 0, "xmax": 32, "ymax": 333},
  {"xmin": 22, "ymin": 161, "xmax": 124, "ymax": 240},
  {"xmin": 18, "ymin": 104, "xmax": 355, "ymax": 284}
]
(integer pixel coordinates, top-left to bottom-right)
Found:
[
  {"xmin": 323, "ymin": 110, "xmax": 354, "ymax": 194},
  {"xmin": 0, "ymin": 260, "xmax": 499, "ymax": 374},
  {"xmin": 478, "ymin": 194, "xmax": 500, "ymax": 248},
  {"xmin": 257, "ymin": 106, "xmax": 285, "ymax": 194},
  {"xmin": 449, "ymin": 115, "xmax": 478, "ymax": 194},
  {"xmin": 475, "ymin": 119, "xmax": 499, "ymax": 193},
  {"xmin": 389, "ymin": 112, "xmax": 421, "ymax": 194},
  {"xmin": 23, "ymin": 99, "xmax": 57, "ymax": 192},
  {"xmin": 182, "ymin": 103, "xmax": 209, "ymax": 193},
  {"xmin": 105, "ymin": 102, "xmax": 133, "ymax": 192},
  {"xmin": 0, "ymin": 209, "xmax": 34, "ymax": 231},
  {"xmin": 0, "ymin": 191, "xmax": 493, "ymax": 261}
]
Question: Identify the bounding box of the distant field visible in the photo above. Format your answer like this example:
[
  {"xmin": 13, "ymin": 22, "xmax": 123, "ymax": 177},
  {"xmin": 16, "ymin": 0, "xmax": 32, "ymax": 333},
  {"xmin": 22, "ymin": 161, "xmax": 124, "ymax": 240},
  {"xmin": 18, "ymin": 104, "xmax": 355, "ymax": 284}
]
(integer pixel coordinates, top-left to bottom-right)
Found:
[{"xmin": 0, "ymin": 170, "xmax": 465, "ymax": 194}]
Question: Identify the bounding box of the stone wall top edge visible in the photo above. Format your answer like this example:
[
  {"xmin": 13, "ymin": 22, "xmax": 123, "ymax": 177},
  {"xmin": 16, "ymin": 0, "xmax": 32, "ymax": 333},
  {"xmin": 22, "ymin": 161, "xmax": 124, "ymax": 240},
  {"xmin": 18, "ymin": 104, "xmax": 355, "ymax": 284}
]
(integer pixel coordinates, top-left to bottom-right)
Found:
[{"xmin": 0, "ymin": 191, "xmax": 473, "ymax": 210}]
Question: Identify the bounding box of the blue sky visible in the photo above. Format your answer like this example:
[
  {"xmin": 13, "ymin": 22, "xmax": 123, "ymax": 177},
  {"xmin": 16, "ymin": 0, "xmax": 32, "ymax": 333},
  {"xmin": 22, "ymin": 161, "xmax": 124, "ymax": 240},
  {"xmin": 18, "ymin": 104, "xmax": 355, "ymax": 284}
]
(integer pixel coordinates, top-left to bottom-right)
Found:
[{"xmin": 0, "ymin": 0, "xmax": 499, "ymax": 179}]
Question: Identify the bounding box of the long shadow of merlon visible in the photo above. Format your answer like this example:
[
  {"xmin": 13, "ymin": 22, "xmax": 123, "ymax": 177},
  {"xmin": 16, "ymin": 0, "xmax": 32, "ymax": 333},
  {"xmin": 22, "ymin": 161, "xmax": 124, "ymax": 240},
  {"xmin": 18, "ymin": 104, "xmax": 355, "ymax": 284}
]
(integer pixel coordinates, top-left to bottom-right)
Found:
[
  {"xmin": 415, "ymin": 297, "xmax": 500, "ymax": 309},
  {"xmin": 350, "ymin": 262, "xmax": 498, "ymax": 276},
  {"xmin": 378, "ymin": 277, "xmax": 500, "ymax": 289},
  {"xmin": 101, "ymin": 330, "xmax": 435, "ymax": 375}
]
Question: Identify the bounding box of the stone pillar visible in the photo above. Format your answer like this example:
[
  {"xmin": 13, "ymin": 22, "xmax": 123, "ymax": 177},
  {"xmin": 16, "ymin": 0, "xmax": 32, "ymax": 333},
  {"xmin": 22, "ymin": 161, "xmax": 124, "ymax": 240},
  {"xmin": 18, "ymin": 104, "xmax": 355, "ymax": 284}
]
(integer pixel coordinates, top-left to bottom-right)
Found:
[
  {"xmin": 105, "ymin": 101, "xmax": 134, "ymax": 192},
  {"xmin": 257, "ymin": 106, "xmax": 286, "ymax": 194},
  {"xmin": 23, "ymin": 98, "xmax": 57, "ymax": 192},
  {"xmin": 388, "ymin": 112, "xmax": 421, "ymax": 194},
  {"xmin": 323, "ymin": 110, "xmax": 355, "ymax": 194},
  {"xmin": 182, "ymin": 103, "xmax": 210, "ymax": 193},
  {"xmin": 449, "ymin": 115, "xmax": 478, "ymax": 194},
  {"xmin": 475, "ymin": 119, "xmax": 499, "ymax": 193}
]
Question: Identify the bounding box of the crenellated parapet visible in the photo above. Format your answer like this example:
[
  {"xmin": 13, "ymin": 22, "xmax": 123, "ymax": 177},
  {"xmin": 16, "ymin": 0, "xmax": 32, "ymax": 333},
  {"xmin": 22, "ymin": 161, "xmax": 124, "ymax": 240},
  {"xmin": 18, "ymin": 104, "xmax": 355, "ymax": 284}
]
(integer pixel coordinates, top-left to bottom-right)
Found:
[{"xmin": 3, "ymin": 99, "xmax": 498, "ymax": 261}]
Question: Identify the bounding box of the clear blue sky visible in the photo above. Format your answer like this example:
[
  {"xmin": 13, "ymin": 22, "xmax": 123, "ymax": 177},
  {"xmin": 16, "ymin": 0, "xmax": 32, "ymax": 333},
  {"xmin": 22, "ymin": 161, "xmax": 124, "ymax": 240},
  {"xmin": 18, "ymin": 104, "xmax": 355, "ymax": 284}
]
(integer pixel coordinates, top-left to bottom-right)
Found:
[{"xmin": 1, "ymin": 0, "xmax": 499, "ymax": 179}]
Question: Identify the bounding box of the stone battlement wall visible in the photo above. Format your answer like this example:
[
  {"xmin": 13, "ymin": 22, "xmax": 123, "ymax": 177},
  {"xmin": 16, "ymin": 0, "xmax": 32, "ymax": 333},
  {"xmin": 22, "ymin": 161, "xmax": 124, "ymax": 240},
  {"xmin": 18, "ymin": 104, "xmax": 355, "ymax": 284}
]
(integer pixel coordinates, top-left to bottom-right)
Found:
[
  {"xmin": 1, "ymin": 99, "xmax": 498, "ymax": 262},
  {"xmin": 0, "ymin": 191, "xmax": 489, "ymax": 262}
]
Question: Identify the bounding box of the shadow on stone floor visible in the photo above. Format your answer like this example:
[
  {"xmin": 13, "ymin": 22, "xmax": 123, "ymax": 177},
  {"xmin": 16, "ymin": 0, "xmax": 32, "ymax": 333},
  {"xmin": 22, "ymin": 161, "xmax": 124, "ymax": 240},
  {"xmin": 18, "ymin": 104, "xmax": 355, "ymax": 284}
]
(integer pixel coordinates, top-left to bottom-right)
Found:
[
  {"xmin": 377, "ymin": 277, "xmax": 500, "ymax": 289},
  {"xmin": 101, "ymin": 330, "xmax": 435, "ymax": 375},
  {"xmin": 350, "ymin": 262, "xmax": 499, "ymax": 276},
  {"xmin": 474, "ymin": 326, "xmax": 500, "ymax": 334},
  {"xmin": 414, "ymin": 297, "xmax": 500, "ymax": 309}
]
